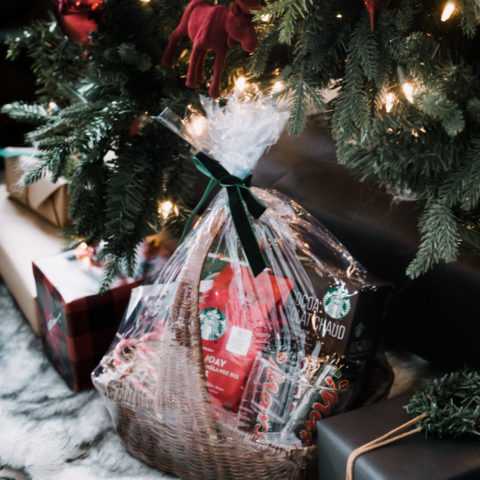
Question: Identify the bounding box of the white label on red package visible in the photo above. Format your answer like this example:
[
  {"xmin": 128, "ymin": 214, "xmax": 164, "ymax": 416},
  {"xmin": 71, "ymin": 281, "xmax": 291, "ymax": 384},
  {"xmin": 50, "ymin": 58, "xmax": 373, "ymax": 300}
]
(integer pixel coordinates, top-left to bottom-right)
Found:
[{"xmin": 226, "ymin": 326, "xmax": 253, "ymax": 357}]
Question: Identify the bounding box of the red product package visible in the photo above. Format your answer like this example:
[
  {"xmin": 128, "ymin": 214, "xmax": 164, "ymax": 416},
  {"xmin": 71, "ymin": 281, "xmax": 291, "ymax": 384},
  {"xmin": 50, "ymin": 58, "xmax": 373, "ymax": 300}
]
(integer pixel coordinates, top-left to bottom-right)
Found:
[{"xmin": 199, "ymin": 263, "xmax": 294, "ymax": 413}]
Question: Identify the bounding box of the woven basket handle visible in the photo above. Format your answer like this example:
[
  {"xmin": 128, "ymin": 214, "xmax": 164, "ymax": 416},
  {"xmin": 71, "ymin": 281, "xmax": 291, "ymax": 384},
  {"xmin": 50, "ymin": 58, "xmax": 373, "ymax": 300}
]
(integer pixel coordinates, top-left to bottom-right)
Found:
[
  {"xmin": 162, "ymin": 206, "xmax": 229, "ymax": 460},
  {"xmin": 166, "ymin": 206, "xmax": 228, "ymax": 346}
]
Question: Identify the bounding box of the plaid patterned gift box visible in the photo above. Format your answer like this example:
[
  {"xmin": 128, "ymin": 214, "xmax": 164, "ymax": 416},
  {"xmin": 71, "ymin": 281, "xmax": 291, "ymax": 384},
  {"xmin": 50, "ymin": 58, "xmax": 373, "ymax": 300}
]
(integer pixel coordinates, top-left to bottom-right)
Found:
[{"xmin": 33, "ymin": 242, "xmax": 174, "ymax": 391}]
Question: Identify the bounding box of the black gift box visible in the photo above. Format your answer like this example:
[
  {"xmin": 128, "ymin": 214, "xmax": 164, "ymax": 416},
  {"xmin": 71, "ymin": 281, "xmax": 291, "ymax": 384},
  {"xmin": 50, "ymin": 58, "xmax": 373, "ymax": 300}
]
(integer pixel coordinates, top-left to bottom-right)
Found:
[{"xmin": 316, "ymin": 393, "xmax": 480, "ymax": 480}]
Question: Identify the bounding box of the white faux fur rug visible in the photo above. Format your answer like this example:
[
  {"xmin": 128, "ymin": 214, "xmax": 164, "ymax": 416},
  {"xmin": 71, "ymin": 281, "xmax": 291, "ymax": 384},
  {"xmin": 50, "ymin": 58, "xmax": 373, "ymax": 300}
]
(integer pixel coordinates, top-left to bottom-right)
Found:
[{"xmin": 0, "ymin": 279, "xmax": 174, "ymax": 480}]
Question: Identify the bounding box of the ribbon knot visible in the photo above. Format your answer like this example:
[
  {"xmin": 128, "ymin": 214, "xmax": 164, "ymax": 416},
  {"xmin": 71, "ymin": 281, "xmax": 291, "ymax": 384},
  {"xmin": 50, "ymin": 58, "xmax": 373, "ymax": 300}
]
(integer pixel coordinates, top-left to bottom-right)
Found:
[
  {"xmin": 179, "ymin": 152, "xmax": 267, "ymax": 276},
  {"xmin": 218, "ymin": 174, "xmax": 244, "ymax": 187}
]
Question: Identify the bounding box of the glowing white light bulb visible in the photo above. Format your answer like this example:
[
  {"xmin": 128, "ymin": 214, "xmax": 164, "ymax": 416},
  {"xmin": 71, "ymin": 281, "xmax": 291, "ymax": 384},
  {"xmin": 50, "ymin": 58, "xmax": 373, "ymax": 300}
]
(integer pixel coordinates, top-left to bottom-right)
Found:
[
  {"xmin": 272, "ymin": 81, "xmax": 284, "ymax": 93},
  {"xmin": 235, "ymin": 76, "xmax": 247, "ymax": 91},
  {"xmin": 140, "ymin": 0, "xmax": 151, "ymax": 3},
  {"xmin": 190, "ymin": 115, "xmax": 207, "ymax": 137},
  {"xmin": 74, "ymin": 242, "xmax": 93, "ymax": 270},
  {"xmin": 441, "ymin": 2, "xmax": 455, "ymax": 21},
  {"xmin": 261, "ymin": 13, "xmax": 271, "ymax": 22},
  {"xmin": 336, "ymin": 13, "xmax": 343, "ymax": 18},
  {"xmin": 47, "ymin": 101, "xmax": 58, "ymax": 115},
  {"xmin": 402, "ymin": 82, "xmax": 415, "ymax": 103},
  {"xmin": 158, "ymin": 200, "xmax": 178, "ymax": 220},
  {"xmin": 75, "ymin": 242, "xmax": 88, "ymax": 257},
  {"xmin": 385, "ymin": 92, "xmax": 395, "ymax": 112}
]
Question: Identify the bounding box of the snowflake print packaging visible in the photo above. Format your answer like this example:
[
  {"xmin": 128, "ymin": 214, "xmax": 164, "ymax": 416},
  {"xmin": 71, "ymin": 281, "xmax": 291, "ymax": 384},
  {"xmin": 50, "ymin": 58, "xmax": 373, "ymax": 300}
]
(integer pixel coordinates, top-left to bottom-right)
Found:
[{"xmin": 92, "ymin": 94, "xmax": 390, "ymax": 480}]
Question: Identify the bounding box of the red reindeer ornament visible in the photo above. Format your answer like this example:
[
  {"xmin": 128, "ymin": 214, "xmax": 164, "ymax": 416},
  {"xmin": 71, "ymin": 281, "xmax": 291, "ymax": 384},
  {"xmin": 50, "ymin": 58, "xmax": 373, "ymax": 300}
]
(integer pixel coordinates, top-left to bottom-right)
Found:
[{"xmin": 162, "ymin": 0, "xmax": 259, "ymax": 98}]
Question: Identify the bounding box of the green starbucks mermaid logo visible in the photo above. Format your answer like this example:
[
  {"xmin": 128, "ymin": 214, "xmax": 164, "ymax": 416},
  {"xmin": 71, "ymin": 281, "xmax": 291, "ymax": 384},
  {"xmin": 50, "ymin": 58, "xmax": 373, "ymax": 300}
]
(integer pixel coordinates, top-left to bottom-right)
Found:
[
  {"xmin": 323, "ymin": 285, "xmax": 351, "ymax": 319},
  {"xmin": 200, "ymin": 307, "xmax": 227, "ymax": 341}
]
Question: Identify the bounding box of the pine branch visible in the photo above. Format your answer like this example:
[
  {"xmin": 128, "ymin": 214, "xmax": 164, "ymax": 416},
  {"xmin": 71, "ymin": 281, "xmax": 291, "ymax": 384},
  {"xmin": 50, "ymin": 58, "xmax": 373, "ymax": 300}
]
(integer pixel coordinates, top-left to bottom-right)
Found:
[
  {"xmin": 100, "ymin": 258, "xmax": 124, "ymax": 294},
  {"xmin": 286, "ymin": 71, "xmax": 308, "ymax": 135},
  {"xmin": 419, "ymin": 92, "xmax": 465, "ymax": 137},
  {"xmin": 466, "ymin": 97, "xmax": 480, "ymax": 124},
  {"xmin": 405, "ymin": 369, "xmax": 480, "ymax": 439},
  {"xmin": 5, "ymin": 13, "xmax": 85, "ymax": 105},
  {"xmin": 115, "ymin": 43, "xmax": 153, "ymax": 72},
  {"xmin": 460, "ymin": 0, "xmax": 480, "ymax": 39},
  {"xmin": 303, "ymin": 80, "xmax": 325, "ymax": 112},
  {"xmin": 351, "ymin": 18, "xmax": 380, "ymax": 84},
  {"xmin": 255, "ymin": 0, "xmax": 310, "ymax": 46},
  {"xmin": 406, "ymin": 199, "xmax": 460, "ymax": 278},
  {"xmin": 1, "ymin": 102, "xmax": 49, "ymax": 124},
  {"xmin": 436, "ymin": 140, "xmax": 480, "ymax": 212},
  {"xmin": 249, "ymin": 28, "xmax": 280, "ymax": 76},
  {"xmin": 68, "ymin": 158, "xmax": 109, "ymax": 245},
  {"xmin": 22, "ymin": 144, "xmax": 72, "ymax": 184},
  {"xmin": 459, "ymin": 142, "xmax": 480, "ymax": 211}
]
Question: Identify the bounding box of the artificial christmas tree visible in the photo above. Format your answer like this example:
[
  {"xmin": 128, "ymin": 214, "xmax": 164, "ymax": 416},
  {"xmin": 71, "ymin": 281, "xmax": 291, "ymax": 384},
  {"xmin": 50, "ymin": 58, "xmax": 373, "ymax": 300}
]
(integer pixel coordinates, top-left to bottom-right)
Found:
[{"xmin": 1, "ymin": 0, "xmax": 479, "ymax": 284}]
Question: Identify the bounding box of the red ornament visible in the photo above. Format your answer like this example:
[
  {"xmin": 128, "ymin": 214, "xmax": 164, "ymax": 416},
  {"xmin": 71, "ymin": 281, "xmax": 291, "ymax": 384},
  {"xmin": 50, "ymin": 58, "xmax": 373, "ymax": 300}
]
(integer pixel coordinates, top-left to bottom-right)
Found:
[
  {"xmin": 363, "ymin": 0, "xmax": 384, "ymax": 31},
  {"xmin": 52, "ymin": 0, "xmax": 103, "ymax": 45},
  {"xmin": 128, "ymin": 114, "xmax": 151, "ymax": 135},
  {"xmin": 162, "ymin": 0, "xmax": 260, "ymax": 98}
]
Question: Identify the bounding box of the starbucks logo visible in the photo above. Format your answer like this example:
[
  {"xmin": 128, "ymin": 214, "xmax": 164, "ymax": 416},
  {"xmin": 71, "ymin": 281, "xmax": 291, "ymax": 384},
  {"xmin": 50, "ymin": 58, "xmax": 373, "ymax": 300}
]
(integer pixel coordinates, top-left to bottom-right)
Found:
[
  {"xmin": 200, "ymin": 307, "xmax": 227, "ymax": 341},
  {"xmin": 323, "ymin": 286, "xmax": 351, "ymax": 319}
]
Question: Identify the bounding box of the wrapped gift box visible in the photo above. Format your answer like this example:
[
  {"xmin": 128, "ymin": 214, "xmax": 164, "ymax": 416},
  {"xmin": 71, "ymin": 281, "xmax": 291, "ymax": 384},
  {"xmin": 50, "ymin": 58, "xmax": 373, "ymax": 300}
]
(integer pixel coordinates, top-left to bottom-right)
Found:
[
  {"xmin": 3, "ymin": 147, "xmax": 70, "ymax": 227},
  {"xmin": 33, "ymin": 252, "xmax": 136, "ymax": 391},
  {"xmin": 33, "ymin": 242, "xmax": 175, "ymax": 392},
  {"xmin": 0, "ymin": 182, "xmax": 64, "ymax": 334},
  {"xmin": 316, "ymin": 393, "xmax": 480, "ymax": 480}
]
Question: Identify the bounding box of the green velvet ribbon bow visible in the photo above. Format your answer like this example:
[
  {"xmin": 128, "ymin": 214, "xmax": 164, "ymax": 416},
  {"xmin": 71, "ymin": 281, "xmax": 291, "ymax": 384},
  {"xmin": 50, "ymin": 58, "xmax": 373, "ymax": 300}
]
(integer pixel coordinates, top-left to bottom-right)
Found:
[{"xmin": 180, "ymin": 151, "xmax": 267, "ymax": 276}]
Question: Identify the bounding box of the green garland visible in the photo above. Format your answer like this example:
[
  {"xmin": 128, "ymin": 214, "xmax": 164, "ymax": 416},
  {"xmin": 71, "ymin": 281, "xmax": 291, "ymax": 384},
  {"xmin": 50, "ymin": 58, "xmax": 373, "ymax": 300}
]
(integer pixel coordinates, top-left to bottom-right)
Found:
[{"xmin": 405, "ymin": 369, "xmax": 480, "ymax": 439}]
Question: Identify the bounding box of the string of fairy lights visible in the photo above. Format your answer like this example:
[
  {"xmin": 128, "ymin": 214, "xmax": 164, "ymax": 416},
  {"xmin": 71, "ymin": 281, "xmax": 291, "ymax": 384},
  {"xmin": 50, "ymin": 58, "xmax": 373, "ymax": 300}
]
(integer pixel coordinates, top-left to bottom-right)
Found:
[{"xmin": 383, "ymin": 1, "xmax": 457, "ymax": 111}]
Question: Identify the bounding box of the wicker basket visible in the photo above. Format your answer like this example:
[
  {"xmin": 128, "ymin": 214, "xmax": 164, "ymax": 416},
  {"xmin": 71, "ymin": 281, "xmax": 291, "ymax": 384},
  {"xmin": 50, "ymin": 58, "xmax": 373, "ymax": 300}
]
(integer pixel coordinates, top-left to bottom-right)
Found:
[{"xmin": 93, "ymin": 208, "xmax": 317, "ymax": 480}]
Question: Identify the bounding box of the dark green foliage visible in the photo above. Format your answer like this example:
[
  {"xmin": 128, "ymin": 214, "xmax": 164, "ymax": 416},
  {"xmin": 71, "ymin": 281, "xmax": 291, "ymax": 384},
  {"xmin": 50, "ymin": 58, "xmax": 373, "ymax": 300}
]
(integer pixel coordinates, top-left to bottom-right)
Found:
[
  {"xmin": 3, "ymin": 0, "xmax": 480, "ymax": 281},
  {"xmin": 405, "ymin": 369, "xmax": 480, "ymax": 439},
  {"xmin": 1, "ymin": 102, "xmax": 50, "ymax": 125},
  {"xmin": 2, "ymin": 0, "xmax": 203, "ymax": 286},
  {"xmin": 255, "ymin": 0, "xmax": 480, "ymax": 277},
  {"xmin": 4, "ymin": 13, "xmax": 86, "ymax": 106}
]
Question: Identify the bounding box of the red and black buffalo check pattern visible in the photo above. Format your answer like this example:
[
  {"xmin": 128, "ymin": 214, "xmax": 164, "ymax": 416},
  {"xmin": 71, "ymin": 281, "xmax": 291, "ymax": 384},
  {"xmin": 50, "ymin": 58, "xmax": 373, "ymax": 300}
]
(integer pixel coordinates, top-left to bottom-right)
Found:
[{"xmin": 33, "ymin": 262, "xmax": 138, "ymax": 392}]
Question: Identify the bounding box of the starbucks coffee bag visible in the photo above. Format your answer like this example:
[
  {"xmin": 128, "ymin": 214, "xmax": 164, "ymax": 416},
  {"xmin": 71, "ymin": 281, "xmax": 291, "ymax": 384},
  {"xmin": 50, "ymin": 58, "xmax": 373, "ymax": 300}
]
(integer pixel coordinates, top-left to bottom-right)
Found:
[{"xmin": 199, "ymin": 261, "xmax": 294, "ymax": 413}]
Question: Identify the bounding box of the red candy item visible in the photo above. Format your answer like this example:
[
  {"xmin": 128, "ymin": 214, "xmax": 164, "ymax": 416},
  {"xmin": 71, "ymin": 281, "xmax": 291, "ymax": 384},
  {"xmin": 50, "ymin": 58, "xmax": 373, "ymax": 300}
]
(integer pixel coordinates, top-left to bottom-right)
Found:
[{"xmin": 199, "ymin": 263, "xmax": 293, "ymax": 413}]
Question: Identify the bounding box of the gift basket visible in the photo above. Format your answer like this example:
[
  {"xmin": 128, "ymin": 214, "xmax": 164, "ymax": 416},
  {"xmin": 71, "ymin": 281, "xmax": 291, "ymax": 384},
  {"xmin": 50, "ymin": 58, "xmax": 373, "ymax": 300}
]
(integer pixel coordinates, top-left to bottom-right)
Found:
[{"xmin": 92, "ymin": 94, "xmax": 391, "ymax": 480}]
